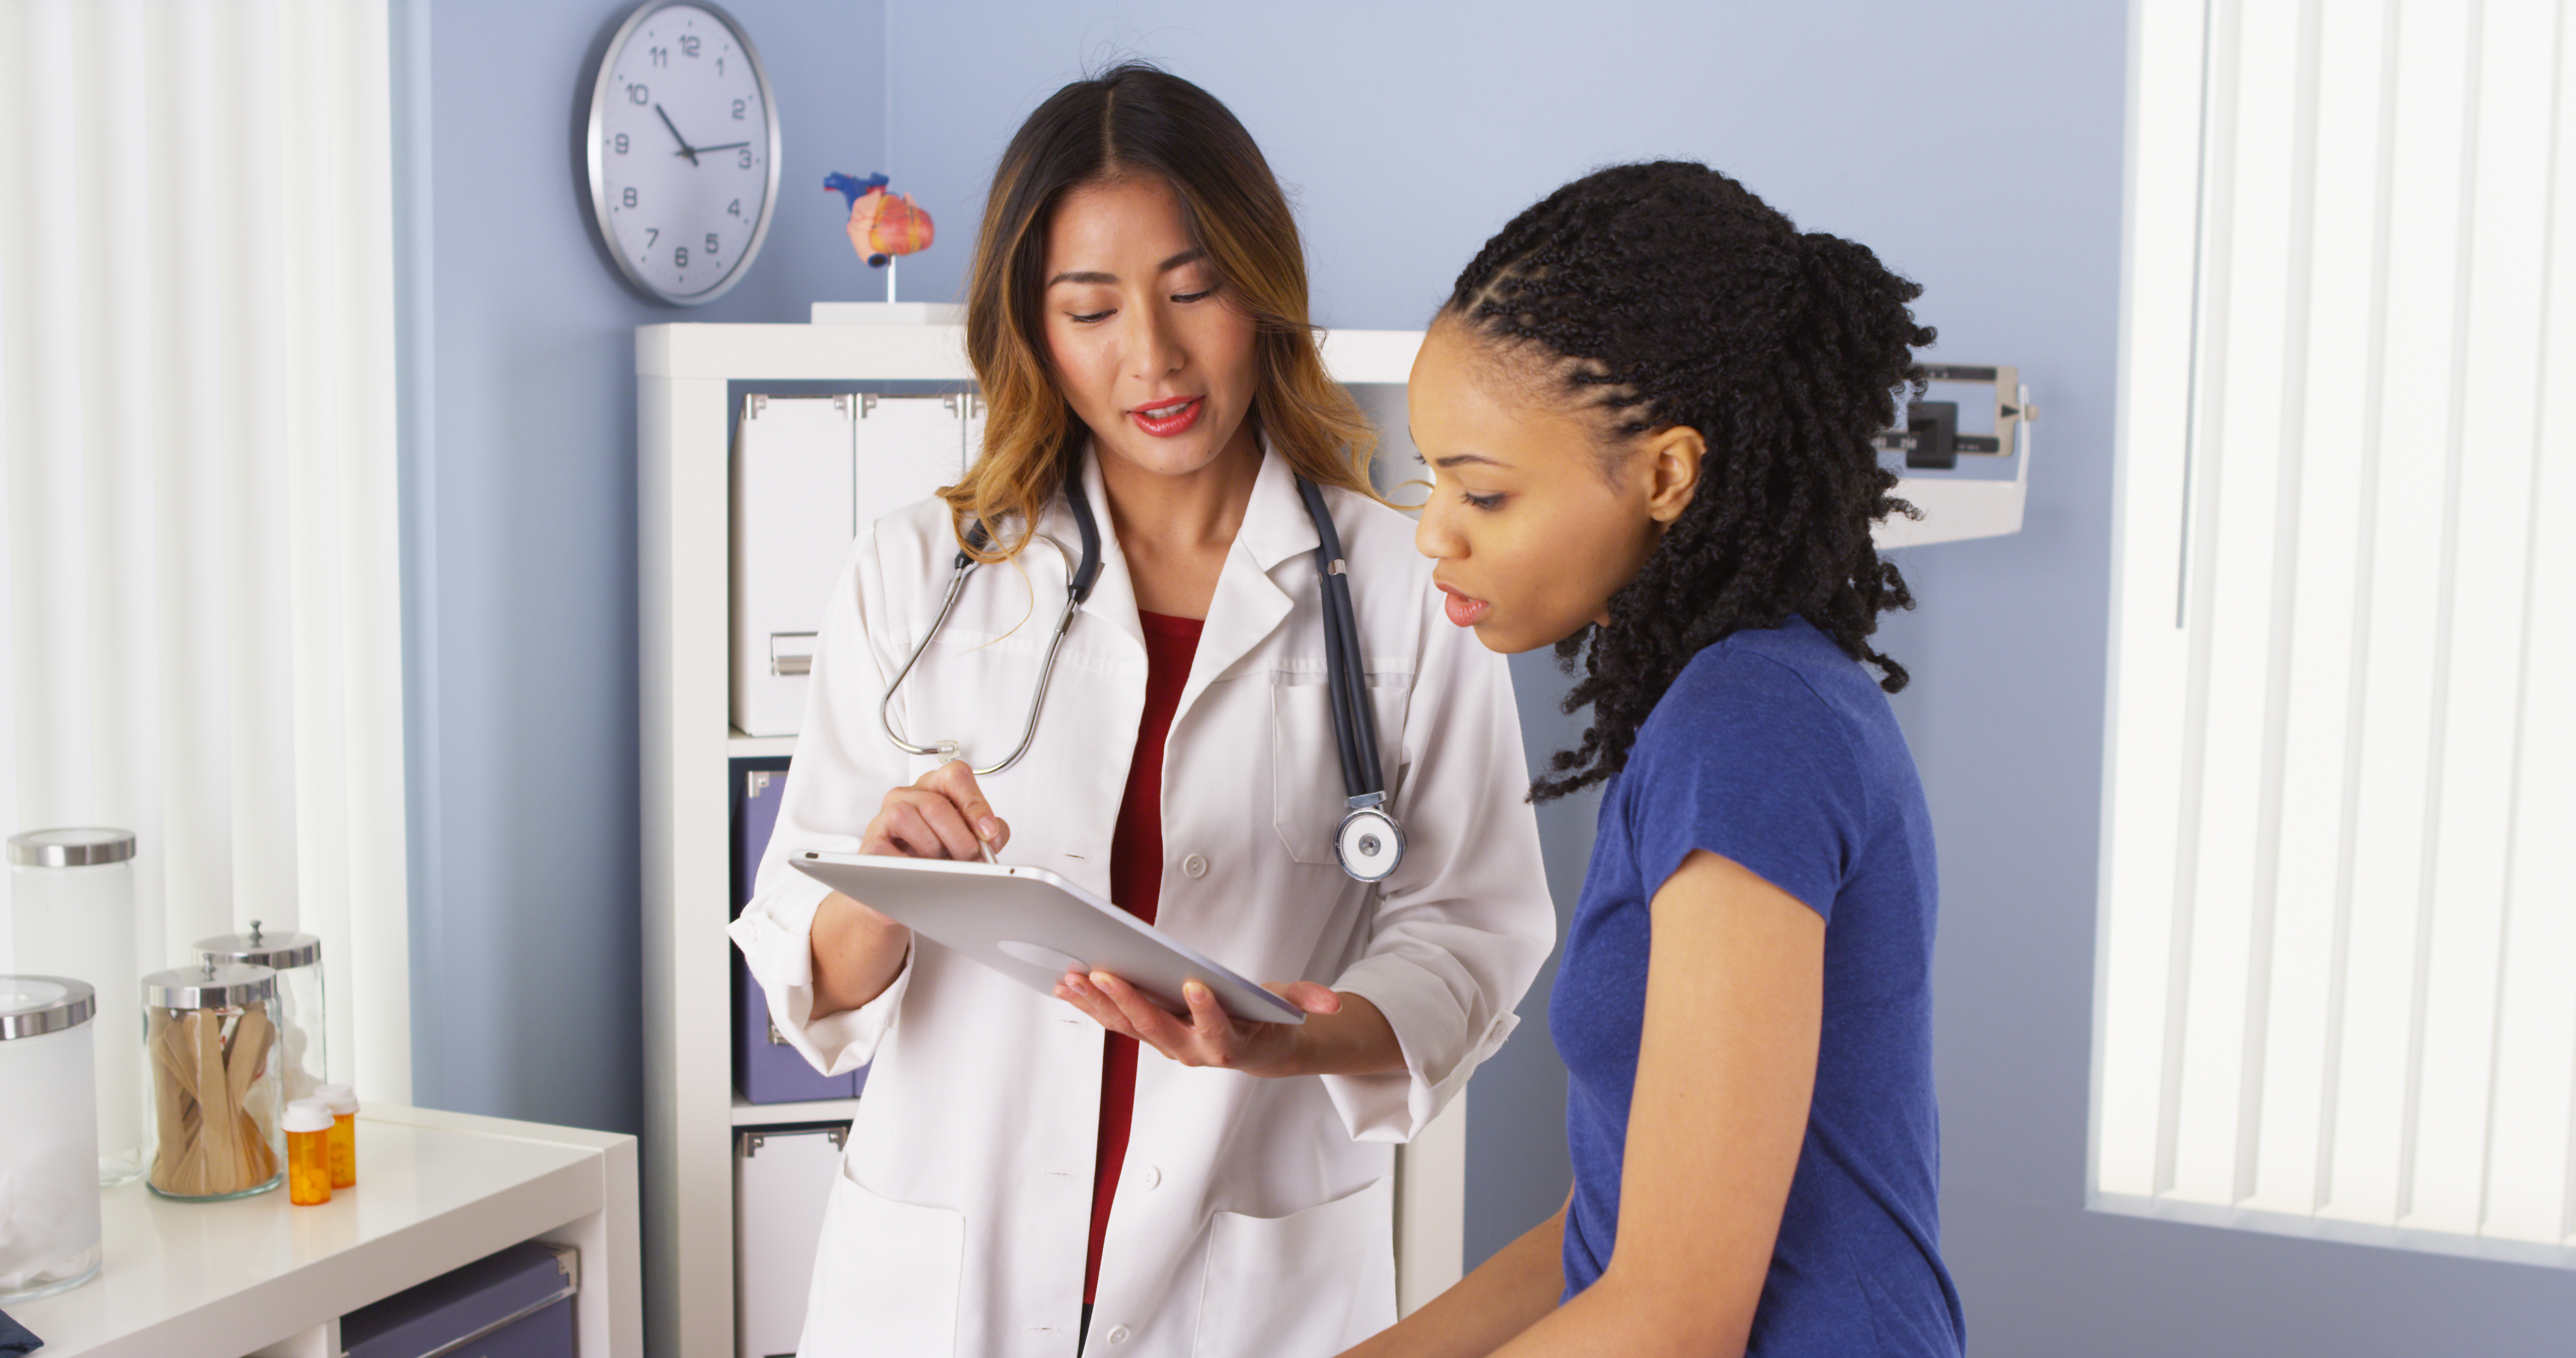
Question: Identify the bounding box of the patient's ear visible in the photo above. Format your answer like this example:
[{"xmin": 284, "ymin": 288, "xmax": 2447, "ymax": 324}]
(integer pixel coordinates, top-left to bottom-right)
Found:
[{"xmin": 1641, "ymin": 426, "xmax": 1705, "ymax": 526}]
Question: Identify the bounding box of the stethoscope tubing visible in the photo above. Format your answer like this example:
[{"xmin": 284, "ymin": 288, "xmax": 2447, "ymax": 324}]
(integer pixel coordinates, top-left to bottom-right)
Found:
[
  {"xmin": 878, "ymin": 530, "xmax": 1086, "ymax": 777},
  {"xmin": 883, "ymin": 465, "xmax": 1395, "ymax": 877},
  {"xmin": 1297, "ymin": 476, "xmax": 1383, "ymax": 806}
]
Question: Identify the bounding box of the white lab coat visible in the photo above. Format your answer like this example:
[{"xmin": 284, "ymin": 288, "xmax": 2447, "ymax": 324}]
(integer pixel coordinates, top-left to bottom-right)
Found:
[{"xmin": 731, "ymin": 444, "xmax": 1554, "ymax": 1358}]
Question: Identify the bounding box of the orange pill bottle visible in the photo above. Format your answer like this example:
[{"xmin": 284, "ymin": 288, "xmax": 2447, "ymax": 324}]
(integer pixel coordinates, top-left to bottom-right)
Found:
[
  {"xmin": 283, "ymin": 1098, "xmax": 333, "ymax": 1206},
  {"xmin": 317, "ymin": 1083, "xmax": 358, "ymax": 1189}
]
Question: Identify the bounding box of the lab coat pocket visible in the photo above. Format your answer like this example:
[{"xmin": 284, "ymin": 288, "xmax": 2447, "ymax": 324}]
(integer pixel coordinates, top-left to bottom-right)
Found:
[
  {"xmin": 1270, "ymin": 676, "xmax": 1407, "ymax": 865},
  {"xmin": 1193, "ymin": 1175, "xmax": 1397, "ymax": 1357},
  {"xmin": 797, "ymin": 1158, "xmax": 965, "ymax": 1357}
]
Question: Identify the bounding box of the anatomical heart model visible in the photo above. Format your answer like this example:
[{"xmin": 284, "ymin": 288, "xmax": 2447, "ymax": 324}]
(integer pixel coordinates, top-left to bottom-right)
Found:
[{"xmin": 826, "ymin": 172, "xmax": 934, "ymax": 268}]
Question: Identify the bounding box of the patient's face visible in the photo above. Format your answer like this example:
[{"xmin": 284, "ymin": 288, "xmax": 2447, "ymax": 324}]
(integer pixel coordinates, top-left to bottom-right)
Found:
[
  {"xmin": 1040, "ymin": 176, "xmax": 1261, "ymax": 486},
  {"xmin": 1407, "ymin": 323, "xmax": 1674, "ymax": 655}
]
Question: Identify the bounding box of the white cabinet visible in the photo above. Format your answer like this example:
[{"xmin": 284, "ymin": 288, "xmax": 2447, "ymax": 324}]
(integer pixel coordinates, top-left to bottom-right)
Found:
[
  {"xmin": 637, "ymin": 318, "xmax": 1462, "ymax": 1358},
  {"xmin": 9, "ymin": 1105, "xmax": 639, "ymax": 1358}
]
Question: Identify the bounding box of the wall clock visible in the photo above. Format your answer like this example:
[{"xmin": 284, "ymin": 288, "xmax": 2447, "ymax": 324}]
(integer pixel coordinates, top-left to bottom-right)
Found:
[{"xmin": 585, "ymin": 1, "xmax": 780, "ymax": 305}]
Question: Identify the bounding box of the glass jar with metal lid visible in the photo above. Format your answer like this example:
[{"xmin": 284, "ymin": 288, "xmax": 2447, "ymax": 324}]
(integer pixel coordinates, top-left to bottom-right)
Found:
[
  {"xmin": 7, "ymin": 828, "xmax": 143, "ymax": 1186},
  {"xmin": 0, "ymin": 975, "xmax": 104, "ymax": 1302},
  {"xmin": 140, "ymin": 961, "xmax": 285, "ymax": 1201},
  {"xmin": 197, "ymin": 920, "xmax": 326, "ymax": 1104}
]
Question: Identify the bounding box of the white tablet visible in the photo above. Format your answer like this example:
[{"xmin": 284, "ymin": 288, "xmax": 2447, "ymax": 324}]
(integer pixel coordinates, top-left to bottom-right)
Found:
[{"xmin": 788, "ymin": 852, "xmax": 1305, "ymax": 1026}]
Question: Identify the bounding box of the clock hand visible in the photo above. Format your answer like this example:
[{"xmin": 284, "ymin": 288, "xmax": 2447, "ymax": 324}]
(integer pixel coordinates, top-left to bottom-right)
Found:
[
  {"xmin": 691, "ymin": 141, "xmax": 750, "ymax": 154},
  {"xmin": 653, "ymin": 104, "xmax": 699, "ymax": 165}
]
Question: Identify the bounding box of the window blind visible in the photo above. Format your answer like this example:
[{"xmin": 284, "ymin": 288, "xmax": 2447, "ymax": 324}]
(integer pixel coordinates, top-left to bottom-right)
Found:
[
  {"xmin": 0, "ymin": 0, "xmax": 410, "ymax": 1104},
  {"xmin": 2098, "ymin": 0, "xmax": 2576, "ymax": 1264}
]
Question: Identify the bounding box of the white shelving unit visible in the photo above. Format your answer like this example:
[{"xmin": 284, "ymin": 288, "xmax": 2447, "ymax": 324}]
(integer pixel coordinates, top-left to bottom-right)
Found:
[{"xmin": 636, "ymin": 319, "xmax": 1467, "ymax": 1358}]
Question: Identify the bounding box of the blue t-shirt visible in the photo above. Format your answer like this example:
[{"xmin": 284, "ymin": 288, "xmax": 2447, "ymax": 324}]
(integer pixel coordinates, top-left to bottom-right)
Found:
[{"xmin": 1551, "ymin": 618, "xmax": 1964, "ymax": 1356}]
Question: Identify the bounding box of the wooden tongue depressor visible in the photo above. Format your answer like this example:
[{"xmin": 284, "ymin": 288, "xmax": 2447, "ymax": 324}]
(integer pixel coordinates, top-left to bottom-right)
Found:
[
  {"xmin": 191, "ymin": 1008, "xmax": 232, "ymax": 1196},
  {"xmin": 225, "ymin": 1004, "xmax": 278, "ymax": 1185},
  {"xmin": 149, "ymin": 1010, "xmax": 194, "ymax": 1190}
]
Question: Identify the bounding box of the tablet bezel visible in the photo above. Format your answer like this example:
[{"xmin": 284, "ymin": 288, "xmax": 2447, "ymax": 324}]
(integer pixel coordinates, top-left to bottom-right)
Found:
[{"xmin": 786, "ymin": 852, "xmax": 1306, "ymax": 1025}]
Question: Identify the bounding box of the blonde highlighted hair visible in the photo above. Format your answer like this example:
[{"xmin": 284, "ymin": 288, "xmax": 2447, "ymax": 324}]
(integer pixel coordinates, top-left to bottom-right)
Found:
[{"xmin": 945, "ymin": 62, "xmax": 1378, "ymax": 558}]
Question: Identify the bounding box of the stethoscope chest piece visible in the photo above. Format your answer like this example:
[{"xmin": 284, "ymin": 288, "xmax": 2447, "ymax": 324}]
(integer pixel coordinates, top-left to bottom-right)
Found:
[{"xmin": 1334, "ymin": 802, "xmax": 1404, "ymax": 883}]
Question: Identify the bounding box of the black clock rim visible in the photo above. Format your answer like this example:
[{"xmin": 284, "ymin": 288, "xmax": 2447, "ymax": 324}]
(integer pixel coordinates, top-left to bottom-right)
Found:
[{"xmin": 584, "ymin": 0, "xmax": 783, "ymax": 307}]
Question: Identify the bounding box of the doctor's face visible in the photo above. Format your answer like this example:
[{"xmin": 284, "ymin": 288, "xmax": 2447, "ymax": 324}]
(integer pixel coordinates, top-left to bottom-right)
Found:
[
  {"xmin": 1041, "ymin": 176, "xmax": 1262, "ymax": 482},
  {"xmin": 1408, "ymin": 323, "xmax": 1697, "ymax": 655}
]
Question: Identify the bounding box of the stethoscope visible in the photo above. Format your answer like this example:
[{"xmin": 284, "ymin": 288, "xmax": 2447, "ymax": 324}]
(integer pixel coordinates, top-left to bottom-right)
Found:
[{"xmin": 880, "ymin": 469, "xmax": 1405, "ymax": 883}]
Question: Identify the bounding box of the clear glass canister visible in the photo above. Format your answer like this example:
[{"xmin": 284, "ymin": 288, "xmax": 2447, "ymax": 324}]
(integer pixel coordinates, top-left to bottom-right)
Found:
[
  {"xmin": 0, "ymin": 976, "xmax": 104, "ymax": 1302},
  {"xmin": 7, "ymin": 828, "xmax": 143, "ymax": 1185},
  {"xmin": 140, "ymin": 962, "xmax": 284, "ymax": 1201},
  {"xmin": 196, "ymin": 921, "xmax": 325, "ymax": 1104}
]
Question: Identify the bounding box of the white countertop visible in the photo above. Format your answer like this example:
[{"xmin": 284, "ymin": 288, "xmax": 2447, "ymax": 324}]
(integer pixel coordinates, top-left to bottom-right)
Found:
[{"xmin": 13, "ymin": 1104, "xmax": 638, "ymax": 1358}]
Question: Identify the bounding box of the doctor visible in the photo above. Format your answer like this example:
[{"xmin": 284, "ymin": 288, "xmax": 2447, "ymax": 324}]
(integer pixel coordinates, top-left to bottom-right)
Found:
[{"xmin": 730, "ymin": 63, "xmax": 1554, "ymax": 1358}]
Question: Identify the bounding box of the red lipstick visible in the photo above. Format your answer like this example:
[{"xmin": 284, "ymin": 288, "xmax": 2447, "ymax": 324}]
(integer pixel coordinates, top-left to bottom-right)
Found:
[{"xmin": 1130, "ymin": 395, "xmax": 1204, "ymax": 438}]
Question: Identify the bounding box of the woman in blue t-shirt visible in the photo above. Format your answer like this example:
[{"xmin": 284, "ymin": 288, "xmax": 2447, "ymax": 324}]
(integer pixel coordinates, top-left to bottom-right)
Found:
[{"xmin": 1346, "ymin": 161, "xmax": 1966, "ymax": 1356}]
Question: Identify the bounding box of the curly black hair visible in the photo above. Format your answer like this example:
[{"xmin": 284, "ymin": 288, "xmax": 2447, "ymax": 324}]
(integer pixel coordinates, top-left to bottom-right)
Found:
[{"xmin": 1440, "ymin": 160, "xmax": 1935, "ymax": 803}]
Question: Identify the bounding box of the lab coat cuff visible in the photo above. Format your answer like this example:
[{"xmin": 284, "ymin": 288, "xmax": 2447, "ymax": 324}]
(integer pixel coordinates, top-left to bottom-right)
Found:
[
  {"xmin": 784, "ymin": 952, "xmax": 910, "ymax": 1077},
  {"xmin": 729, "ymin": 881, "xmax": 910, "ymax": 1077},
  {"xmin": 1323, "ymin": 957, "xmax": 1521, "ymax": 1144}
]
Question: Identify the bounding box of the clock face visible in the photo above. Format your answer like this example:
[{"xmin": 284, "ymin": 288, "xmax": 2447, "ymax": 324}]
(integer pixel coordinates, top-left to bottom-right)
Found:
[{"xmin": 588, "ymin": 2, "xmax": 778, "ymax": 304}]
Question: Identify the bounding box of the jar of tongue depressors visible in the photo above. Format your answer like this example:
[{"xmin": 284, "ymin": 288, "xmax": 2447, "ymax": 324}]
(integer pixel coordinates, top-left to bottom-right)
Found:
[{"xmin": 140, "ymin": 962, "xmax": 285, "ymax": 1201}]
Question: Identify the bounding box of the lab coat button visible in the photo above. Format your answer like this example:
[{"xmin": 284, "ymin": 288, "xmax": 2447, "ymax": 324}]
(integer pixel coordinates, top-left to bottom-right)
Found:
[
  {"xmin": 1181, "ymin": 854, "xmax": 1208, "ymax": 879},
  {"xmin": 1106, "ymin": 1324, "xmax": 1132, "ymax": 1344},
  {"xmin": 1137, "ymin": 1163, "xmax": 1160, "ymax": 1189}
]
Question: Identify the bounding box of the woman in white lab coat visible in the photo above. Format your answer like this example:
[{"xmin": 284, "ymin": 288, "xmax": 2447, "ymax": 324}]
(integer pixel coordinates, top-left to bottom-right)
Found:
[{"xmin": 729, "ymin": 63, "xmax": 1554, "ymax": 1357}]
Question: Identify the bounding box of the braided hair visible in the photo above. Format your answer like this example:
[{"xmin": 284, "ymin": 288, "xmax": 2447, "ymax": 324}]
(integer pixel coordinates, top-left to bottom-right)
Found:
[{"xmin": 1441, "ymin": 161, "xmax": 1935, "ymax": 803}]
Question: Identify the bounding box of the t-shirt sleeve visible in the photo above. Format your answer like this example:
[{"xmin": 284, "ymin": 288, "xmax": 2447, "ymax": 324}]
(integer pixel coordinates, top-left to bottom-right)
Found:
[{"xmin": 1624, "ymin": 650, "xmax": 1868, "ymax": 922}]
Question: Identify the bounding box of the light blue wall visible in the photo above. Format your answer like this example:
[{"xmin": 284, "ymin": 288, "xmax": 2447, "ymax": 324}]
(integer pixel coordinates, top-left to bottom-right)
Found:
[
  {"xmin": 398, "ymin": 2, "xmax": 2576, "ymax": 1350},
  {"xmin": 398, "ymin": 0, "xmax": 888, "ymax": 1134}
]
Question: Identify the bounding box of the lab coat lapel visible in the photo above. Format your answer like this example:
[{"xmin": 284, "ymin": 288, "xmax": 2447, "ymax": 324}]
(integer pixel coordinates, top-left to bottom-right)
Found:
[
  {"xmin": 1060, "ymin": 446, "xmax": 1149, "ymax": 661},
  {"xmin": 1179, "ymin": 445, "xmax": 1318, "ymax": 716}
]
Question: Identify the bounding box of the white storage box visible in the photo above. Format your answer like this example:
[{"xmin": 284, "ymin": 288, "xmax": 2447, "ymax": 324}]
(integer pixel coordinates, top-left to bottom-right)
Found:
[
  {"xmin": 733, "ymin": 1124, "xmax": 848, "ymax": 1358},
  {"xmin": 729, "ymin": 392, "xmax": 973, "ymax": 737}
]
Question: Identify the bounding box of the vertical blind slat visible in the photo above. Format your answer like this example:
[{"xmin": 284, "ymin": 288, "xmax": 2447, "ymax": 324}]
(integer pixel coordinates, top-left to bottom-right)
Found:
[
  {"xmin": 2096, "ymin": 0, "xmax": 2217, "ymax": 1201},
  {"xmin": 2408, "ymin": 0, "xmax": 2558, "ymax": 1237},
  {"xmin": 2389, "ymin": 0, "xmax": 2491, "ymax": 1231},
  {"xmin": 2143, "ymin": 0, "xmax": 2246, "ymax": 1201},
  {"xmin": 2253, "ymin": 0, "xmax": 2383, "ymax": 1218},
  {"xmin": 2174, "ymin": 0, "xmax": 2308, "ymax": 1208},
  {"xmin": 98, "ymin": 0, "xmax": 172, "ymax": 985},
  {"xmin": 162, "ymin": 0, "xmax": 237, "ymax": 959},
  {"xmin": 2320, "ymin": 0, "xmax": 2475, "ymax": 1227},
  {"xmin": 2237, "ymin": 0, "xmax": 2329, "ymax": 1208},
  {"xmin": 228, "ymin": 0, "xmax": 301, "ymax": 939},
  {"xmin": 2480, "ymin": 0, "xmax": 2576, "ymax": 1249},
  {"xmin": 331, "ymin": 0, "xmax": 411, "ymax": 1104}
]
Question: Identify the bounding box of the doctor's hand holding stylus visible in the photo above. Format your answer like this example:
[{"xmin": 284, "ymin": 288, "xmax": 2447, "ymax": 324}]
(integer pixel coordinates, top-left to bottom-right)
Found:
[
  {"xmin": 805, "ymin": 758, "xmax": 998, "ymax": 1024},
  {"xmin": 812, "ymin": 757, "xmax": 1396, "ymax": 1077}
]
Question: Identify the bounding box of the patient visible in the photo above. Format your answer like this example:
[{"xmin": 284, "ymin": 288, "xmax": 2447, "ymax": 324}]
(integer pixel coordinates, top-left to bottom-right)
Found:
[{"xmin": 1346, "ymin": 161, "xmax": 1966, "ymax": 1357}]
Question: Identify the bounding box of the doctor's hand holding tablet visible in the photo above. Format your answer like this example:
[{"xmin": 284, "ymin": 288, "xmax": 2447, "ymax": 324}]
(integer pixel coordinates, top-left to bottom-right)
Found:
[
  {"xmin": 808, "ymin": 754, "xmax": 1352, "ymax": 1076},
  {"xmin": 730, "ymin": 61, "xmax": 1554, "ymax": 1358}
]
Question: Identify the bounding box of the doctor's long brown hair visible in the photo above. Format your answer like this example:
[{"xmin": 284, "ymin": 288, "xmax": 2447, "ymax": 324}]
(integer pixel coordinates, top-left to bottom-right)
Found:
[{"xmin": 946, "ymin": 62, "xmax": 1379, "ymax": 558}]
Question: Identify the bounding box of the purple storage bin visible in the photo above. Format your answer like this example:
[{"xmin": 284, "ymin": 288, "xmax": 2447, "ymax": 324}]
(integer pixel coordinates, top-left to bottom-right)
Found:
[
  {"xmin": 733, "ymin": 760, "xmax": 865, "ymax": 1104},
  {"xmin": 340, "ymin": 1240, "xmax": 576, "ymax": 1358}
]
